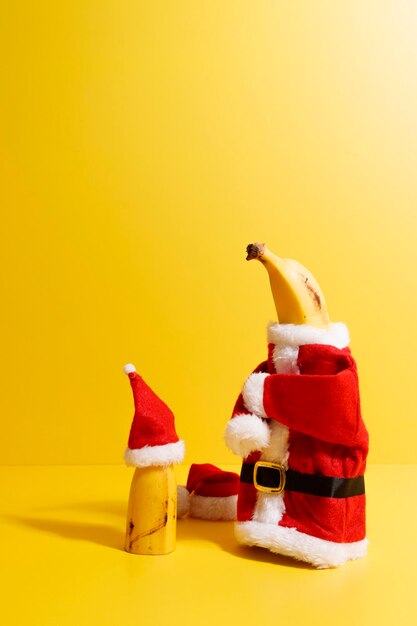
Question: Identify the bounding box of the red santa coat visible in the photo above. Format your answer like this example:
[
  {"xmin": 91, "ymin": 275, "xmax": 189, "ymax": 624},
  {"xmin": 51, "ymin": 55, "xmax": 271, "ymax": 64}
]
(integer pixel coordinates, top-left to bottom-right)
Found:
[{"xmin": 224, "ymin": 322, "xmax": 369, "ymax": 568}]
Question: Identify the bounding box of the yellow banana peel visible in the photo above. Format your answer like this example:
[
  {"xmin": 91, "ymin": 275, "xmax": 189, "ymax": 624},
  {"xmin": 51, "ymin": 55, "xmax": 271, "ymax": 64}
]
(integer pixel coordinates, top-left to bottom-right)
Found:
[
  {"xmin": 125, "ymin": 465, "xmax": 177, "ymax": 555},
  {"xmin": 246, "ymin": 243, "xmax": 330, "ymax": 328}
]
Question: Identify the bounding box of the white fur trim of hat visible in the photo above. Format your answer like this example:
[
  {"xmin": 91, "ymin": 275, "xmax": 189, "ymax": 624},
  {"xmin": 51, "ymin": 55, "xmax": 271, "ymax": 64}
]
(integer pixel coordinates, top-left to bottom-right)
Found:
[
  {"xmin": 190, "ymin": 495, "xmax": 237, "ymax": 521},
  {"xmin": 124, "ymin": 440, "xmax": 185, "ymax": 467},
  {"xmin": 177, "ymin": 485, "xmax": 191, "ymax": 518}
]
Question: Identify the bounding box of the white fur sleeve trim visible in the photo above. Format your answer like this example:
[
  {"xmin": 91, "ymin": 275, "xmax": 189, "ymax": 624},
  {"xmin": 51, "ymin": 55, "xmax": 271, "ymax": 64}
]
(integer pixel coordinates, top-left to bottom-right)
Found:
[
  {"xmin": 124, "ymin": 440, "xmax": 185, "ymax": 467},
  {"xmin": 224, "ymin": 413, "xmax": 270, "ymax": 457},
  {"xmin": 242, "ymin": 372, "xmax": 269, "ymax": 418},
  {"xmin": 267, "ymin": 322, "xmax": 350, "ymax": 349},
  {"xmin": 190, "ymin": 494, "xmax": 237, "ymax": 521}
]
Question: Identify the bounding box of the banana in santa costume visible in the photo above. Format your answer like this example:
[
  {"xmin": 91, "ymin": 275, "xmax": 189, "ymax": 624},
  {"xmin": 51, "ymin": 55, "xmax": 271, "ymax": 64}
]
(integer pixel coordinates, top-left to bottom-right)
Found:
[{"xmin": 224, "ymin": 244, "xmax": 369, "ymax": 568}]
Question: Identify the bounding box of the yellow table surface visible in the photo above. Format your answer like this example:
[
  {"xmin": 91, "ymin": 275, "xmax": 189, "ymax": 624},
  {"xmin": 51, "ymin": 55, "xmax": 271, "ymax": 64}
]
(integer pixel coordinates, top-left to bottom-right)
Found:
[{"xmin": 1, "ymin": 464, "xmax": 416, "ymax": 625}]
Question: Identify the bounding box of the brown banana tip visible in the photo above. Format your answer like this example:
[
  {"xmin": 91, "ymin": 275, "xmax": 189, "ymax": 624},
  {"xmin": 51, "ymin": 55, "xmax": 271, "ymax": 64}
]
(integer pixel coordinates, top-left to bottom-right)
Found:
[{"xmin": 246, "ymin": 242, "xmax": 265, "ymax": 261}]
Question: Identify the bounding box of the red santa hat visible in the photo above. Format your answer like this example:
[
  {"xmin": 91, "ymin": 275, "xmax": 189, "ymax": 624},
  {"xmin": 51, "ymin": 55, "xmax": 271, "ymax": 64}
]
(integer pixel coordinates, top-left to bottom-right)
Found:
[
  {"xmin": 123, "ymin": 364, "xmax": 185, "ymax": 467},
  {"xmin": 177, "ymin": 464, "xmax": 239, "ymax": 520}
]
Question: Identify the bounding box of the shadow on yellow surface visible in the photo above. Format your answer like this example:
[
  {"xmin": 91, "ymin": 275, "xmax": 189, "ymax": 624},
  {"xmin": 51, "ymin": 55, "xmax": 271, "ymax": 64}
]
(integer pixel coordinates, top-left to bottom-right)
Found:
[
  {"xmin": 1, "ymin": 465, "xmax": 417, "ymax": 625},
  {"xmin": 177, "ymin": 518, "xmax": 313, "ymax": 569},
  {"xmin": 9, "ymin": 500, "xmax": 312, "ymax": 569},
  {"xmin": 7, "ymin": 514, "xmax": 124, "ymax": 551}
]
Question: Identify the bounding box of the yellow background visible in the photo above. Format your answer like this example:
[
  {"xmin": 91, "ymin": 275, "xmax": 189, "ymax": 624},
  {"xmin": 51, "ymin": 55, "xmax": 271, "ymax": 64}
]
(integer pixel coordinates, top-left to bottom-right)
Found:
[
  {"xmin": 1, "ymin": 0, "xmax": 417, "ymax": 466},
  {"xmin": 1, "ymin": 4, "xmax": 417, "ymax": 624}
]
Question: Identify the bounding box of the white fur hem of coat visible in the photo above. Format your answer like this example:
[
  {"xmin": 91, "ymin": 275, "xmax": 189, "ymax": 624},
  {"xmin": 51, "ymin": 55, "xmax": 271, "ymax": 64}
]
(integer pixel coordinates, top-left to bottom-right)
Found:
[{"xmin": 235, "ymin": 521, "xmax": 368, "ymax": 569}]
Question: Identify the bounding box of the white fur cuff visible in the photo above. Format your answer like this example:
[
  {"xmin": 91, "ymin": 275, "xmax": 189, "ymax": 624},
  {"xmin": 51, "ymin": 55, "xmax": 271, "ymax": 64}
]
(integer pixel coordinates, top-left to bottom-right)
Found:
[
  {"xmin": 242, "ymin": 372, "xmax": 269, "ymax": 418},
  {"xmin": 224, "ymin": 413, "xmax": 270, "ymax": 457}
]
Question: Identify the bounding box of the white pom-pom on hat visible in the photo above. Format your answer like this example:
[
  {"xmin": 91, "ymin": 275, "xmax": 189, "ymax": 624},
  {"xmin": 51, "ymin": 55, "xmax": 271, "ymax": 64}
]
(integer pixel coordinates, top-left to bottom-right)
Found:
[{"xmin": 123, "ymin": 363, "xmax": 136, "ymax": 375}]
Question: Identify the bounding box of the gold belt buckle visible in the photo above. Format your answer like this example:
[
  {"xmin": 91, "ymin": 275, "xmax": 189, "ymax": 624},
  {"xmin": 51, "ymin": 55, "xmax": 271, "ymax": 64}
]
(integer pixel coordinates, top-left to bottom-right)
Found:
[{"xmin": 254, "ymin": 461, "xmax": 286, "ymax": 494}]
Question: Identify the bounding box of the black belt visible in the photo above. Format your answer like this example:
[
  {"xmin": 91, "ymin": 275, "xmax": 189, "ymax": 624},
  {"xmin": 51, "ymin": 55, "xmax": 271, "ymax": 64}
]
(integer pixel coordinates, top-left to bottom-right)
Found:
[{"xmin": 240, "ymin": 462, "xmax": 365, "ymax": 498}]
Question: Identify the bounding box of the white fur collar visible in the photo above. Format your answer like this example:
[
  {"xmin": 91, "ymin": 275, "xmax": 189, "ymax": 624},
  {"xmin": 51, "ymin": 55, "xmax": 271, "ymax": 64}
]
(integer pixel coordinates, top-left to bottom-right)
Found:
[{"xmin": 267, "ymin": 322, "xmax": 350, "ymax": 349}]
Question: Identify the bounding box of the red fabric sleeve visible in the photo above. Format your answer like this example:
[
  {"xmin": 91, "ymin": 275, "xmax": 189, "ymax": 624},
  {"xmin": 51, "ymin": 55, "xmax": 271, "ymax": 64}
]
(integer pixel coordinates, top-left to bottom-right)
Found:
[{"xmin": 262, "ymin": 348, "xmax": 364, "ymax": 446}]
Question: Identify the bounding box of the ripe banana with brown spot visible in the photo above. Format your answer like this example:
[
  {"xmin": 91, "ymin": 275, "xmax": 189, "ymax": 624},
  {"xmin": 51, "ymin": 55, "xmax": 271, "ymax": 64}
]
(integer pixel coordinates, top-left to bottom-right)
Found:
[
  {"xmin": 125, "ymin": 466, "xmax": 177, "ymax": 555},
  {"xmin": 246, "ymin": 243, "xmax": 330, "ymax": 328}
]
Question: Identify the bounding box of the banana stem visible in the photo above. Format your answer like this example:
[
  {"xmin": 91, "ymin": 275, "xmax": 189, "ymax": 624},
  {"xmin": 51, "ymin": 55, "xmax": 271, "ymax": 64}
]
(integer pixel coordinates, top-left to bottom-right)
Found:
[
  {"xmin": 246, "ymin": 242, "xmax": 266, "ymax": 261},
  {"xmin": 245, "ymin": 242, "xmax": 330, "ymax": 328}
]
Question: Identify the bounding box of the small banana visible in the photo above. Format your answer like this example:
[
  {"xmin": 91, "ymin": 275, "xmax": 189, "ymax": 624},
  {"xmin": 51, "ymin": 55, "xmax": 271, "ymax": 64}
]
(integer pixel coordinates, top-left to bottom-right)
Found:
[
  {"xmin": 123, "ymin": 364, "xmax": 183, "ymax": 555},
  {"xmin": 246, "ymin": 243, "xmax": 330, "ymax": 328},
  {"xmin": 125, "ymin": 466, "xmax": 177, "ymax": 555}
]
